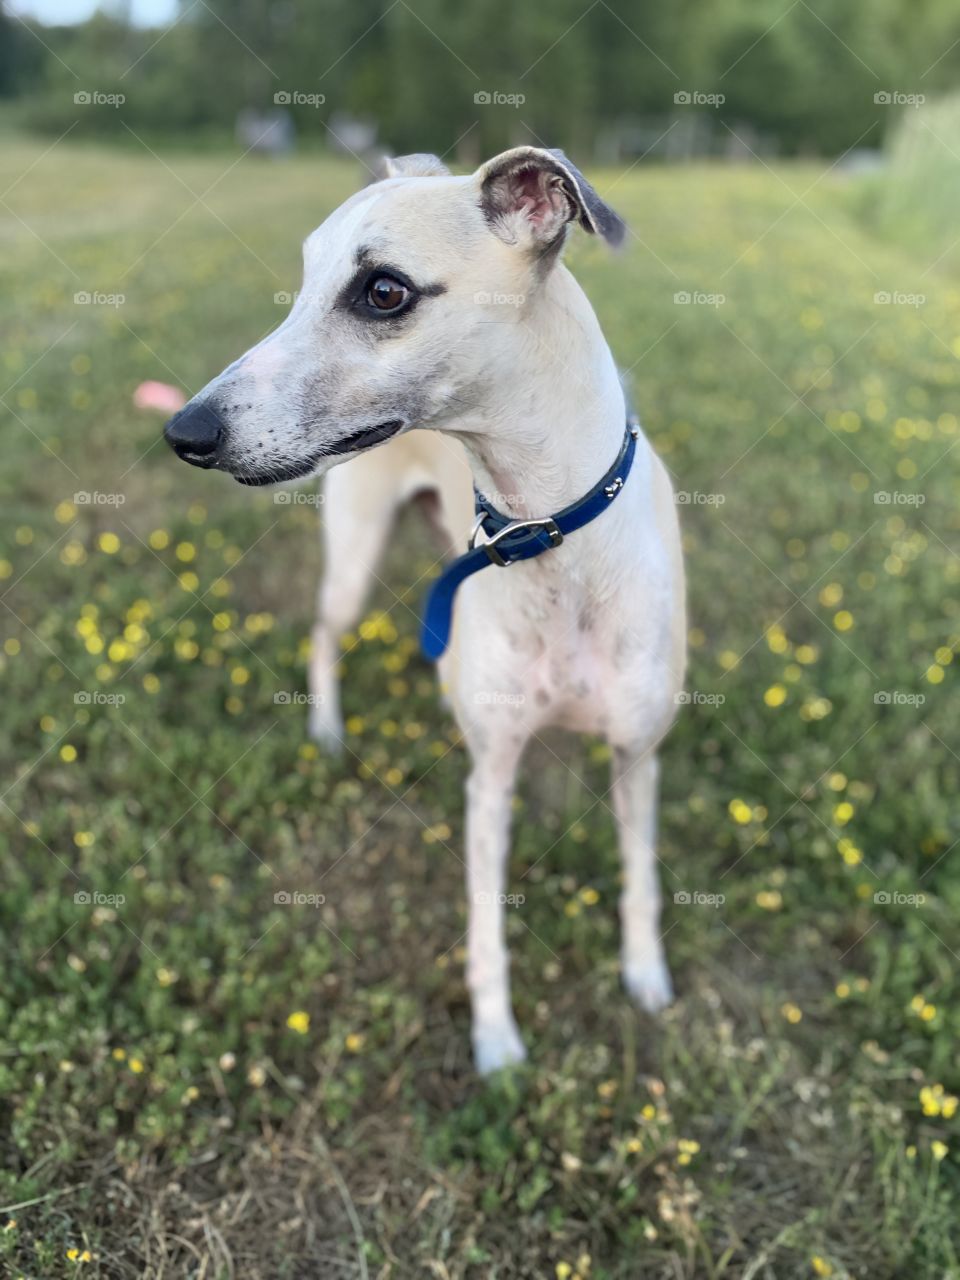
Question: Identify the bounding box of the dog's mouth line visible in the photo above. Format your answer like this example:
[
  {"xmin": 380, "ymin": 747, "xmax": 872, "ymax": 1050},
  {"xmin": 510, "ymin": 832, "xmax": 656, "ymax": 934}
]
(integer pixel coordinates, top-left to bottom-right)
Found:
[{"xmin": 231, "ymin": 419, "xmax": 405, "ymax": 486}]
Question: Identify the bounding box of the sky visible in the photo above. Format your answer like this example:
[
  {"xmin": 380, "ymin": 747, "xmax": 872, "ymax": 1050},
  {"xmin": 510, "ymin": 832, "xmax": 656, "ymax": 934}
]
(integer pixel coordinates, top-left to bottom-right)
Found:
[{"xmin": 8, "ymin": 0, "xmax": 178, "ymax": 24}]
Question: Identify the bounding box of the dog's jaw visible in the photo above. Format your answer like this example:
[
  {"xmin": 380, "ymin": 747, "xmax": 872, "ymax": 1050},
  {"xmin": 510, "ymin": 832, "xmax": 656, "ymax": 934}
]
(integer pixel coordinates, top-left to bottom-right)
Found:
[{"xmin": 232, "ymin": 419, "xmax": 406, "ymax": 485}]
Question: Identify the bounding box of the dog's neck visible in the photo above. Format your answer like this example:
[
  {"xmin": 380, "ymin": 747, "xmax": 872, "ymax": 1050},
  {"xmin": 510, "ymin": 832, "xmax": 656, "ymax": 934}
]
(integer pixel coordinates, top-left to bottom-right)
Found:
[{"xmin": 450, "ymin": 265, "xmax": 626, "ymax": 519}]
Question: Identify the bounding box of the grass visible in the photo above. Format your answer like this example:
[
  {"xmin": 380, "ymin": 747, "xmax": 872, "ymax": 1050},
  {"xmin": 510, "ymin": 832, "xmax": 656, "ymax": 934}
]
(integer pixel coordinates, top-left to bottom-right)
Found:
[{"xmin": 0, "ymin": 135, "xmax": 958, "ymax": 1279}]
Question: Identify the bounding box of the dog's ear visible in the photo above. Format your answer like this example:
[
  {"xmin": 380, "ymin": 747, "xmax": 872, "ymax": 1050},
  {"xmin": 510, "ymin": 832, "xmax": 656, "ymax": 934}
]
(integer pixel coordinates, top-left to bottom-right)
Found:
[
  {"xmin": 376, "ymin": 153, "xmax": 451, "ymax": 179},
  {"xmin": 476, "ymin": 146, "xmax": 625, "ymax": 250}
]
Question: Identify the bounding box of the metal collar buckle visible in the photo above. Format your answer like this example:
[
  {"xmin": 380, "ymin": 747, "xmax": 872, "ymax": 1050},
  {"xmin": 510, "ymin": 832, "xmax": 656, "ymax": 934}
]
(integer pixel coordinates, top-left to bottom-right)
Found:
[{"xmin": 468, "ymin": 515, "xmax": 564, "ymax": 567}]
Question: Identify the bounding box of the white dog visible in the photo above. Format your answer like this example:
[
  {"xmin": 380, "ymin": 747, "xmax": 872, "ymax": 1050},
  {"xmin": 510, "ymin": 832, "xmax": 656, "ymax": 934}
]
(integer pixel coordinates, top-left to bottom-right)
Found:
[{"xmin": 165, "ymin": 148, "xmax": 686, "ymax": 1073}]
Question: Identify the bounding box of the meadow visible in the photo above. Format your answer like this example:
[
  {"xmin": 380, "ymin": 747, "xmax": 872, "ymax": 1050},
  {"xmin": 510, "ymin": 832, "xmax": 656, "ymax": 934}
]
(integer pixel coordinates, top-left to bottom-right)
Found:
[{"xmin": 0, "ymin": 136, "xmax": 957, "ymax": 1278}]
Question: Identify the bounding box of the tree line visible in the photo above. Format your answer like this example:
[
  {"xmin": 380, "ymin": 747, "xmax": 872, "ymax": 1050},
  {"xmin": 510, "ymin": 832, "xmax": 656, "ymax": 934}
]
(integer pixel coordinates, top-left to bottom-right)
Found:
[{"xmin": 2, "ymin": 0, "xmax": 958, "ymax": 158}]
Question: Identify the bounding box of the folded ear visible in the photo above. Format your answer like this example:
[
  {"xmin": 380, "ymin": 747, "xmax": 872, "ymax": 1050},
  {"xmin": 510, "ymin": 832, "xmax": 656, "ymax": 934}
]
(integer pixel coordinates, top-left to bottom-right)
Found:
[
  {"xmin": 476, "ymin": 146, "xmax": 625, "ymax": 251},
  {"xmin": 377, "ymin": 152, "xmax": 451, "ymax": 179}
]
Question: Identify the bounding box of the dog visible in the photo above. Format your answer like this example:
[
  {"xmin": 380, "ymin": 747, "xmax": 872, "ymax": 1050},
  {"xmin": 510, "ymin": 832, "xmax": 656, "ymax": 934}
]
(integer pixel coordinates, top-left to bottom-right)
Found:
[{"xmin": 164, "ymin": 147, "xmax": 686, "ymax": 1073}]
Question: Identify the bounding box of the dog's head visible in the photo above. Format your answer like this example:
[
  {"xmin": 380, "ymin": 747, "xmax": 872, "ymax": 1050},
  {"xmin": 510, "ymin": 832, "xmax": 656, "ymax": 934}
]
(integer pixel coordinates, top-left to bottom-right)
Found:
[{"xmin": 164, "ymin": 147, "xmax": 624, "ymax": 485}]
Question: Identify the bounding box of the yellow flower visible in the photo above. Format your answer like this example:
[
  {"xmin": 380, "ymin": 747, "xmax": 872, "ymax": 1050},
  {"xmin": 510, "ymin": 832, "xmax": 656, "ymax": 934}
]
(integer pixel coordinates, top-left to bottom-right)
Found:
[
  {"xmin": 755, "ymin": 890, "xmax": 782, "ymax": 911},
  {"xmin": 579, "ymin": 887, "xmax": 600, "ymax": 905},
  {"xmin": 931, "ymin": 1140, "xmax": 948, "ymax": 1161},
  {"xmin": 728, "ymin": 798, "xmax": 752, "ymax": 824},
  {"xmin": 247, "ymin": 1064, "xmax": 267, "ymax": 1087},
  {"xmin": 763, "ymin": 683, "xmax": 787, "ymax": 708},
  {"xmin": 60, "ymin": 744, "xmax": 78, "ymax": 763},
  {"xmin": 781, "ymin": 1002, "xmax": 802, "ymax": 1024},
  {"xmin": 286, "ymin": 1010, "xmax": 310, "ymax": 1034},
  {"xmin": 129, "ymin": 1057, "xmax": 145, "ymax": 1074},
  {"xmin": 833, "ymin": 802, "xmax": 854, "ymax": 825},
  {"xmin": 175, "ymin": 541, "xmax": 196, "ymax": 562},
  {"xmin": 835, "ymin": 982, "xmax": 850, "ymax": 999},
  {"xmin": 833, "ymin": 610, "xmax": 853, "ymax": 632},
  {"xmin": 345, "ymin": 1032, "xmax": 365, "ymax": 1053},
  {"xmin": 112, "ymin": 1047, "xmax": 126, "ymax": 1061},
  {"xmin": 98, "ymin": 531, "xmax": 120, "ymax": 554},
  {"xmin": 811, "ymin": 1257, "xmax": 833, "ymax": 1277}
]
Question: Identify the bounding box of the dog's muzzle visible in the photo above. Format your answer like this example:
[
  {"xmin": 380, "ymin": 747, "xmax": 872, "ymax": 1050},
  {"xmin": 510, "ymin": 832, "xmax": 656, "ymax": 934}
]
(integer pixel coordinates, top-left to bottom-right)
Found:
[{"xmin": 164, "ymin": 401, "xmax": 225, "ymax": 468}]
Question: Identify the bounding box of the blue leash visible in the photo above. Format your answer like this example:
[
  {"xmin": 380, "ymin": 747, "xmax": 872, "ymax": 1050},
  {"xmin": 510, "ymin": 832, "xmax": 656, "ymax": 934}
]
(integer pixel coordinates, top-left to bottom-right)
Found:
[{"xmin": 420, "ymin": 417, "xmax": 641, "ymax": 660}]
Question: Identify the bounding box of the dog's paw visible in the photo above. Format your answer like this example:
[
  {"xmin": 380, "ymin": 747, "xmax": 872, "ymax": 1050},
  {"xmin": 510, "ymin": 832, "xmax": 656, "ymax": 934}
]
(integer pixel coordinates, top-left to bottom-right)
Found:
[
  {"xmin": 623, "ymin": 955, "xmax": 674, "ymax": 1013},
  {"xmin": 473, "ymin": 1021, "xmax": 527, "ymax": 1075}
]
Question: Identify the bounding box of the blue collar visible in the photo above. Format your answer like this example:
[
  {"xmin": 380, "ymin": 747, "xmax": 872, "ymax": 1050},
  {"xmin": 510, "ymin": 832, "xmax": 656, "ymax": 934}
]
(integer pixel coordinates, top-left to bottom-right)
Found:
[{"xmin": 420, "ymin": 417, "xmax": 641, "ymax": 659}]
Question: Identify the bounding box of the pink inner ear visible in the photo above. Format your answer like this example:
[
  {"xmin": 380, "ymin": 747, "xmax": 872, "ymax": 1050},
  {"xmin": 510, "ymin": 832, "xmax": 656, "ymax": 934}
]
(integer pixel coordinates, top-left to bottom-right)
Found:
[{"xmin": 510, "ymin": 164, "xmax": 567, "ymax": 230}]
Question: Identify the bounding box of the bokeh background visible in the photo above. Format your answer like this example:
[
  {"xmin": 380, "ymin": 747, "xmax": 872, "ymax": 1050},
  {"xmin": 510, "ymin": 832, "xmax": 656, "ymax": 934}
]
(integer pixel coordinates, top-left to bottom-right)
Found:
[{"xmin": 1, "ymin": 2, "xmax": 959, "ymax": 1278}]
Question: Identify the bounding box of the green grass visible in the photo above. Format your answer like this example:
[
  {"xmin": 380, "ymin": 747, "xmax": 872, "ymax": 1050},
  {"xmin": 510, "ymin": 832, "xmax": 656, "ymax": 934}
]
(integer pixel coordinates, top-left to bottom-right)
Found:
[{"xmin": 0, "ymin": 136, "xmax": 958, "ymax": 1279}]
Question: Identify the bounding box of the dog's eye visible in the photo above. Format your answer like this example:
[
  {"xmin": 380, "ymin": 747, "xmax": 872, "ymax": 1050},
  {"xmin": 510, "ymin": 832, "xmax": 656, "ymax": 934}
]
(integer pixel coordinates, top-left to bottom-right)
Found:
[{"xmin": 366, "ymin": 275, "xmax": 410, "ymax": 313}]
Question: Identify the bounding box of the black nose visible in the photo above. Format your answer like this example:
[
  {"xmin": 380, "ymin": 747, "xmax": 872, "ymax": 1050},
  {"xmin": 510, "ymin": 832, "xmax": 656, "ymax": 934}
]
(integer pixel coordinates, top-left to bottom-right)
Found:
[{"xmin": 164, "ymin": 401, "xmax": 225, "ymax": 466}]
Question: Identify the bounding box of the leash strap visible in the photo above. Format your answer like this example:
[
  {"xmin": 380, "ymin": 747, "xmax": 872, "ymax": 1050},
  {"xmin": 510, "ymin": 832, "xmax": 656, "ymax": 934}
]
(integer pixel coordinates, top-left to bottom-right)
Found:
[{"xmin": 419, "ymin": 418, "xmax": 640, "ymax": 659}]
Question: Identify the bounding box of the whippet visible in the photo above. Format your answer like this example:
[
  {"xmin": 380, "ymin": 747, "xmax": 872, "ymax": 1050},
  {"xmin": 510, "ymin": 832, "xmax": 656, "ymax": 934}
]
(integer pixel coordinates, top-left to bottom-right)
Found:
[{"xmin": 164, "ymin": 148, "xmax": 686, "ymax": 1073}]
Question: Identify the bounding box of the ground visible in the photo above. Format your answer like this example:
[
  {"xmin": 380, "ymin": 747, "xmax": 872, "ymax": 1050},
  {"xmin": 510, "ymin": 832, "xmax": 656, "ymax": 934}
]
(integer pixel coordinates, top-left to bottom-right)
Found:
[{"xmin": 0, "ymin": 138, "xmax": 957, "ymax": 1279}]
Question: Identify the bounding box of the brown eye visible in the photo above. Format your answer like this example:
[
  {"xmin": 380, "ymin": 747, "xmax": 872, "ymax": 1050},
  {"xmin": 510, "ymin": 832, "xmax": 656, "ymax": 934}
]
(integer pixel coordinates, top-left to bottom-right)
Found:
[{"xmin": 367, "ymin": 275, "xmax": 409, "ymax": 312}]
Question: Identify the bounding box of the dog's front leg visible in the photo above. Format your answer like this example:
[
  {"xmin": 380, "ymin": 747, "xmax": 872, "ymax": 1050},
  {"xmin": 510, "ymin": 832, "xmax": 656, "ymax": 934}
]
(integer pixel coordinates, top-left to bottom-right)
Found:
[
  {"xmin": 611, "ymin": 748, "xmax": 674, "ymax": 1012},
  {"xmin": 464, "ymin": 748, "xmax": 527, "ymax": 1073}
]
